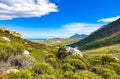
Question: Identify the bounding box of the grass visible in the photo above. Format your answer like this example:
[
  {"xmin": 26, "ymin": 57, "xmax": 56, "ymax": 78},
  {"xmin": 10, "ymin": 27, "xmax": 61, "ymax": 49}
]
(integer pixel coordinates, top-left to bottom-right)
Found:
[{"xmin": 84, "ymin": 43, "xmax": 120, "ymax": 54}]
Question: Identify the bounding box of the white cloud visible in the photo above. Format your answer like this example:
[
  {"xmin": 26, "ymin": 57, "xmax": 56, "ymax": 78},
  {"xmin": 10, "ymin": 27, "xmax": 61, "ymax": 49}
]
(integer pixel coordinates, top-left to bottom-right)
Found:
[
  {"xmin": 98, "ymin": 16, "xmax": 120, "ymax": 22},
  {"xmin": 22, "ymin": 23, "xmax": 102, "ymax": 38},
  {"xmin": 62, "ymin": 23, "xmax": 101, "ymax": 35},
  {"xmin": 0, "ymin": 0, "xmax": 58, "ymax": 20},
  {"xmin": 4, "ymin": 22, "xmax": 102, "ymax": 38}
]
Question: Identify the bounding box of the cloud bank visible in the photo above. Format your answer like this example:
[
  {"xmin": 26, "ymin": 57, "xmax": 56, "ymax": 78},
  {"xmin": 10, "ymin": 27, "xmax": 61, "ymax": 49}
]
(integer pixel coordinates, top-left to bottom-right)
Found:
[
  {"xmin": 62, "ymin": 23, "xmax": 101, "ymax": 35},
  {"xmin": 98, "ymin": 16, "xmax": 120, "ymax": 22},
  {"xmin": 0, "ymin": 0, "xmax": 58, "ymax": 20},
  {"xmin": 23, "ymin": 23, "xmax": 101, "ymax": 38},
  {"xmin": 4, "ymin": 22, "xmax": 102, "ymax": 38}
]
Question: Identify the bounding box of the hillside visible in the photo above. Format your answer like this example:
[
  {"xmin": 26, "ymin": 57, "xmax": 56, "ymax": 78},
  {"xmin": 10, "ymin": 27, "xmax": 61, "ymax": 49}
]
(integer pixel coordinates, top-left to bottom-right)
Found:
[
  {"xmin": 70, "ymin": 18, "xmax": 120, "ymax": 50},
  {"xmin": 1, "ymin": 26, "xmax": 120, "ymax": 79},
  {"xmin": 0, "ymin": 26, "xmax": 56, "ymax": 74},
  {"xmin": 69, "ymin": 34, "xmax": 87, "ymax": 39}
]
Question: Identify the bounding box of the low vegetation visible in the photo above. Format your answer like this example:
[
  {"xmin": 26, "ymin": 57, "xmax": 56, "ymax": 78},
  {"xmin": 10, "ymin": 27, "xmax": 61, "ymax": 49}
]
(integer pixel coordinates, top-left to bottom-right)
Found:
[{"xmin": 1, "ymin": 25, "xmax": 120, "ymax": 79}]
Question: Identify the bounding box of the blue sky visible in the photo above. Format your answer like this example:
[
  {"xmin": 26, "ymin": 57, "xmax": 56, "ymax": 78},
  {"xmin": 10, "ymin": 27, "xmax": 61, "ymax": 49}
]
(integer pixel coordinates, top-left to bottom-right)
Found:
[{"xmin": 0, "ymin": 0, "xmax": 120, "ymax": 39}]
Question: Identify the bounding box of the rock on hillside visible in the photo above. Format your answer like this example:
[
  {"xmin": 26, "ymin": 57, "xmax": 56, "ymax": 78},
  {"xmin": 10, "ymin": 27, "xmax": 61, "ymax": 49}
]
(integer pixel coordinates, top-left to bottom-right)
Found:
[
  {"xmin": 0, "ymin": 27, "xmax": 23, "ymax": 38},
  {"xmin": 65, "ymin": 46, "xmax": 83, "ymax": 56},
  {"xmin": 0, "ymin": 50, "xmax": 35, "ymax": 74},
  {"xmin": 2, "ymin": 36, "xmax": 10, "ymax": 43},
  {"xmin": 57, "ymin": 46, "xmax": 83, "ymax": 59}
]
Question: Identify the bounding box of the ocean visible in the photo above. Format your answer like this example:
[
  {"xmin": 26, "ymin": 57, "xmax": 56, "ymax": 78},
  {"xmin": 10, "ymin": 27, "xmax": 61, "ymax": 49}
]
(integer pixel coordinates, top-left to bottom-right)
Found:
[{"xmin": 26, "ymin": 38, "xmax": 48, "ymax": 41}]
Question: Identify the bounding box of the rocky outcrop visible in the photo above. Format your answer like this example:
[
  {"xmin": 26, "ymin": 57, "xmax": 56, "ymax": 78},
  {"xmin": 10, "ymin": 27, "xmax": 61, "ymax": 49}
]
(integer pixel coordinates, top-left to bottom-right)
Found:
[
  {"xmin": 0, "ymin": 27, "xmax": 7, "ymax": 32},
  {"xmin": 65, "ymin": 46, "xmax": 83, "ymax": 56},
  {"xmin": 12, "ymin": 31, "xmax": 23, "ymax": 38},
  {"xmin": 23, "ymin": 50, "xmax": 29, "ymax": 56},
  {"xmin": 57, "ymin": 46, "xmax": 83, "ymax": 59},
  {"xmin": 2, "ymin": 36, "xmax": 10, "ymax": 43},
  {"xmin": 6, "ymin": 69, "xmax": 19, "ymax": 74},
  {"xmin": 0, "ymin": 61, "xmax": 10, "ymax": 74},
  {"xmin": 8, "ymin": 54, "xmax": 34, "ymax": 69},
  {"xmin": 0, "ymin": 50, "xmax": 34, "ymax": 74},
  {"xmin": 0, "ymin": 27, "xmax": 23, "ymax": 38}
]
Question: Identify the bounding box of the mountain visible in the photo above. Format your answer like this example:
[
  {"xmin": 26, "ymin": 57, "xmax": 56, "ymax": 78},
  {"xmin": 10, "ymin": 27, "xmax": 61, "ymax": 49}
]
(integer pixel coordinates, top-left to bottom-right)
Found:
[
  {"xmin": 69, "ymin": 34, "xmax": 87, "ymax": 39},
  {"xmin": 70, "ymin": 18, "xmax": 120, "ymax": 50}
]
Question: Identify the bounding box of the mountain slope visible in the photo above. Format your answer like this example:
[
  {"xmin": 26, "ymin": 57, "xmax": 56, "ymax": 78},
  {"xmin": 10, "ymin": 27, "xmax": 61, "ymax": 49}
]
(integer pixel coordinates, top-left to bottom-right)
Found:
[
  {"xmin": 69, "ymin": 34, "xmax": 87, "ymax": 39},
  {"xmin": 0, "ymin": 26, "xmax": 54, "ymax": 74},
  {"xmin": 1, "ymin": 27, "xmax": 120, "ymax": 79},
  {"xmin": 0, "ymin": 27, "xmax": 46, "ymax": 49},
  {"xmin": 70, "ymin": 18, "xmax": 120, "ymax": 50}
]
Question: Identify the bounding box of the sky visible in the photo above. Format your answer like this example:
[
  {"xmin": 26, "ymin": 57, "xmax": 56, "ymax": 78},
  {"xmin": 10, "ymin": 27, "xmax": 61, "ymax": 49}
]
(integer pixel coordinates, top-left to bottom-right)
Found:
[{"xmin": 0, "ymin": 0, "xmax": 120, "ymax": 39}]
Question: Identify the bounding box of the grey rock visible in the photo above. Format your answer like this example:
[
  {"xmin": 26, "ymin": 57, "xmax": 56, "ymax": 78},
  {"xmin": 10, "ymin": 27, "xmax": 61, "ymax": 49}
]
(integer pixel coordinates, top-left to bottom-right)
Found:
[{"xmin": 65, "ymin": 46, "xmax": 83, "ymax": 56}]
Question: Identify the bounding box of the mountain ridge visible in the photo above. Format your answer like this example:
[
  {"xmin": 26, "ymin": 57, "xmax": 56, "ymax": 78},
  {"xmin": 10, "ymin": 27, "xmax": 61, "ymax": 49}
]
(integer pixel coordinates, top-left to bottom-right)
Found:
[
  {"xmin": 70, "ymin": 18, "xmax": 120, "ymax": 50},
  {"xmin": 69, "ymin": 34, "xmax": 87, "ymax": 39}
]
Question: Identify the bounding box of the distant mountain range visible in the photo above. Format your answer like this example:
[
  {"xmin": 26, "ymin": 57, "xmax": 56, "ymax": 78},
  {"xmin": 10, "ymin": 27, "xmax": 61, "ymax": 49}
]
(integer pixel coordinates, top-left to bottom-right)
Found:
[
  {"xmin": 70, "ymin": 18, "xmax": 120, "ymax": 50},
  {"xmin": 69, "ymin": 34, "xmax": 87, "ymax": 39}
]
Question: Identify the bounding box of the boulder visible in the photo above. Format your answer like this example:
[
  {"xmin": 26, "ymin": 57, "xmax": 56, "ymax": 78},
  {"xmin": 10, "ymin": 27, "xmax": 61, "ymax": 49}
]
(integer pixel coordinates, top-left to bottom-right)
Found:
[
  {"xmin": 6, "ymin": 69, "xmax": 19, "ymax": 74},
  {"xmin": 8, "ymin": 55, "xmax": 35, "ymax": 70},
  {"xmin": 0, "ymin": 61, "xmax": 10, "ymax": 74},
  {"xmin": 23, "ymin": 50, "xmax": 29, "ymax": 56},
  {"xmin": 2, "ymin": 36, "xmax": 10, "ymax": 43},
  {"xmin": 0, "ymin": 27, "xmax": 7, "ymax": 32},
  {"xmin": 65, "ymin": 46, "xmax": 83, "ymax": 57}
]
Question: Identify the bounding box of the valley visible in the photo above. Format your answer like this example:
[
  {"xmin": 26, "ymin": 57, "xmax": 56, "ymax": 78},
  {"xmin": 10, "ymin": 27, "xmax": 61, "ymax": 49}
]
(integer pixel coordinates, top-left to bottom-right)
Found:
[
  {"xmin": 0, "ymin": 0, "xmax": 120, "ymax": 79},
  {"xmin": 0, "ymin": 18, "xmax": 120, "ymax": 79}
]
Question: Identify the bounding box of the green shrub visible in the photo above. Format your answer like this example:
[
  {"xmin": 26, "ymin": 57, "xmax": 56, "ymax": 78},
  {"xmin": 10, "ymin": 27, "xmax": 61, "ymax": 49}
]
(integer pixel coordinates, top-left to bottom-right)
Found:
[
  {"xmin": 37, "ymin": 74, "xmax": 56, "ymax": 79},
  {"xmin": 63, "ymin": 59, "xmax": 87, "ymax": 70},
  {"xmin": 64, "ymin": 54, "xmax": 90, "ymax": 68},
  {"xmin": 62, "ymin": 63, "xmax": 75, "ymax": 72},
  {"xmin": 30, "ymin": 49, "xmax": 46, "ymax": 63},
  {"xmin": 46, "ymin": 58, "xmax": 58, "ymax": 68},
  {"xmin": 12, "ymin": 44, "xmax": 24, "ymax": 55},
  {"xmin": 33, "ymin": 63, "xmax": 54, "ymax": 76},
  {"xmin": 88, "ymin": 55, "xmax": 102, "ymax": 65},
  {"xmin": 89, "ymin": 55, "xmax": 116, "ymax": 66},
  {"xmin": 57, "ymin": 47, "xmax": 67, "ymax": 59},
  {"xmin": 109, "ymin": 62, "xmax": 120, "ymax": 75},
  {"xmin": 91, "ymin": 67, "xmax": 120, "ymax": 79},
  {"xmin": 65, "ymin": 54, "xmax": 84, "ymax": 61},
  {"xmin": 7, "ymin": 70, "xmax": 32, "ymax": 79},
  {"xmin": 45, "ymin": 54, "xmax": 56, "ymax": 59},
  {"xmin": 101, "ymin": 55, "xmax": 116, "ymax": 65},
  {"xmin": 0, "ymin": 44, "xmax": 24, "ymax": 62},
  {"xmin": 74, "ymin": 70, "xmax": 102, "ymax": 79},
  {"xmin": 63, "ymin": 71, "xmax": 74, "ymax": 79},
  {"xmin": 64, "ymin": 54, "xmax": 88, "ymax": 63},
  {"xmin": 102, "ymin": 64, "xmax": 114, "ymax": 70},
  {"xmin": 0, "ymin": 50, "xmax": 7, "ymax": 61}
]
